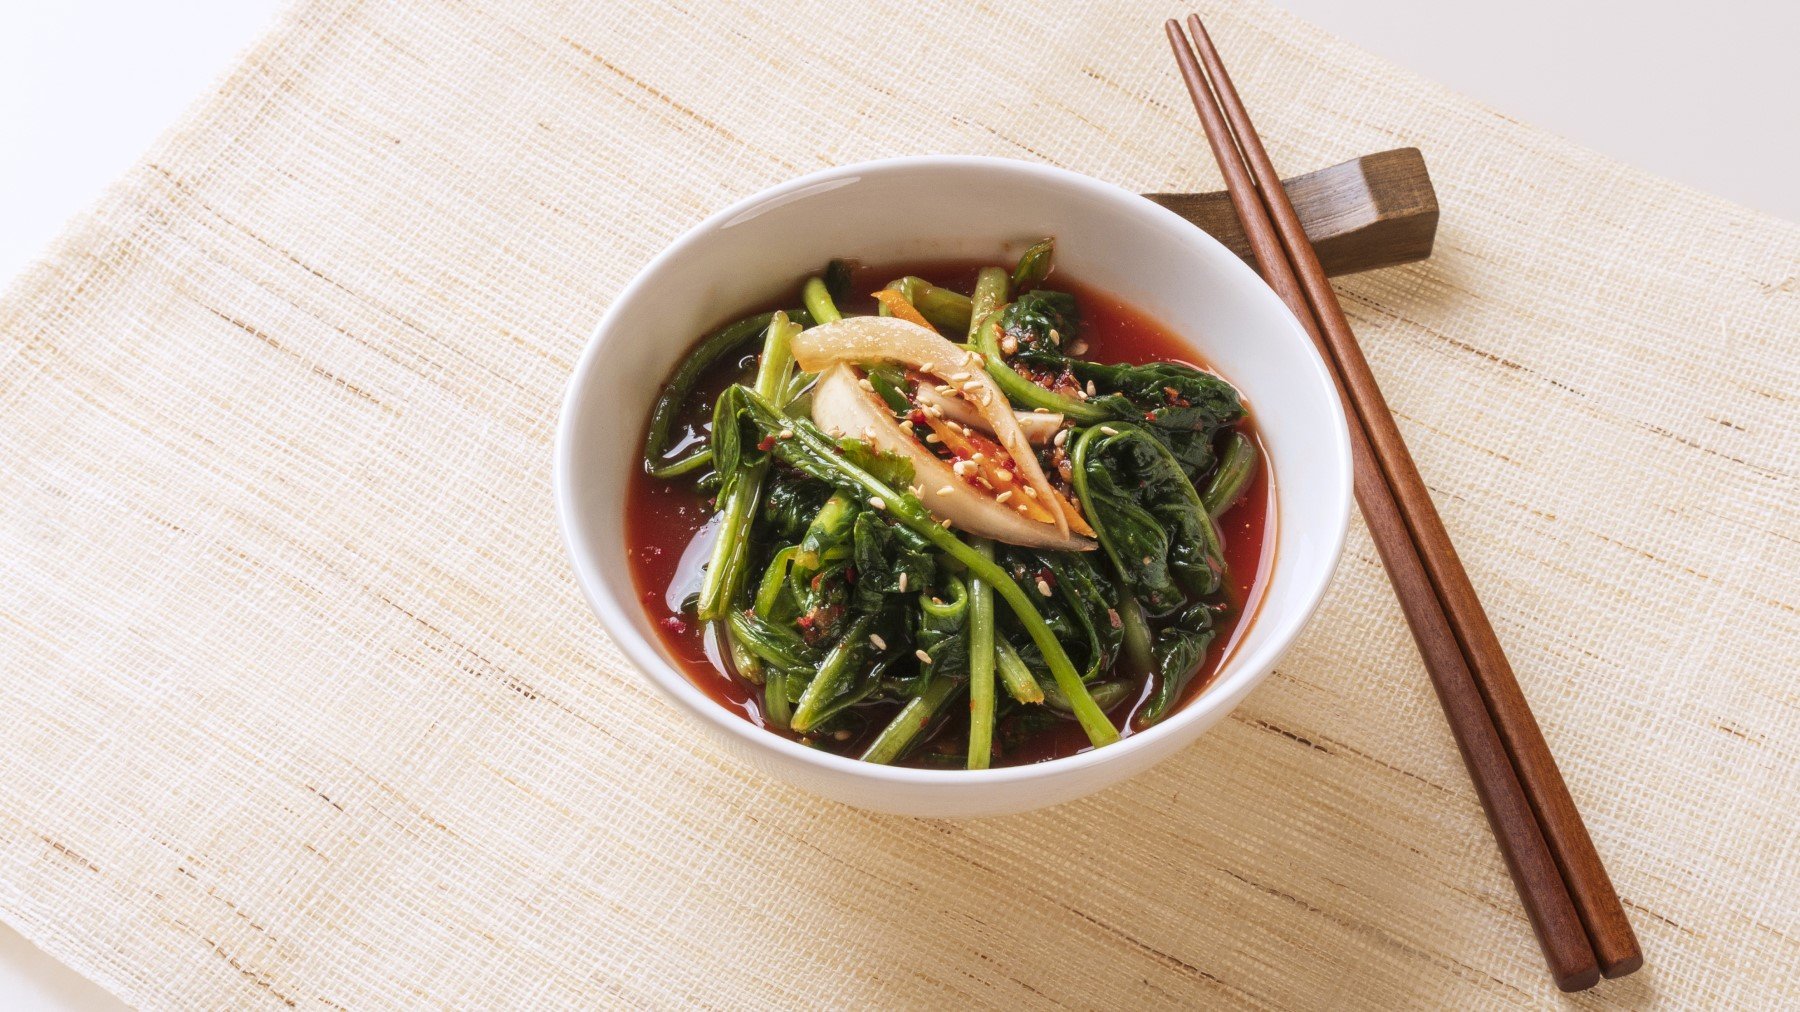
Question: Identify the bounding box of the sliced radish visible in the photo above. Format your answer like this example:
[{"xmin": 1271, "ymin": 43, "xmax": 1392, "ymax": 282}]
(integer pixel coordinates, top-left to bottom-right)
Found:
[
  {"xmin": 793, "ymin": 317, "xmax": 1071, "ymax": 539},
  {"xmin": 810, "ymin": 365, "xmax": 1095, "ymax": 551}
]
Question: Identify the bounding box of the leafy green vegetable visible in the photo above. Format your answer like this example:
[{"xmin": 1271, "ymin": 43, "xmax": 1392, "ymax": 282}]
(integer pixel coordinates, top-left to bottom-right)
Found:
[
  {"xmin": 1070, "ymin": 422, "xmax": 1225, "ymax": 616},
  {"xmin": 1202, "ymin": 430, "xmax": 1258, "ymax": 517},
  {"xmin": 1142, "ymin": 601, "xmax": 1218, "ymax": 725},
  {"xmin": 720, "ymin": 386, "xmax": 1120, "ymax": 747},
  {"xmin": 696, "ymin": 313, "xmax": 799, "ymax": 621},
  {"xmin": 1000, "ymin": 289, "xmax": 1079, "ymax": 351},
  {"xmin": 850, "ymin": 511, "xmax": 934, "ymax": 610},
  {"xmin": 998, "ymin": 547, "xmax": 1119, "ymax": 684},
  {"xmin": 791, "ymin": 613, "xmax": 873, "ymax": 733},
  {"xmin": 915, "ymin": 573, "xmax": 970, "ymax": 684},
  {"xmin": 652, "ymin": 255, "xmax": 1259, "ymax": 768},
  {"xmin": 1011, "ymin": 238, "xmax": 1054, "ymax": 291},
  {"xmin": 727, "ymin": 608, "xmax": 817, "ymax": 672},
  {"xmin": 762, "ymin": 477, "xmax": 830, "ymax": 543},
  {"xmin": 641, "ymin": 310, "xmax": 806, "ymax": 479}
]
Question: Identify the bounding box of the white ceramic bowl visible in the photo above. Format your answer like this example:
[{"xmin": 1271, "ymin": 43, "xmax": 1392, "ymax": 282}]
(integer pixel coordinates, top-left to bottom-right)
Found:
[{"xmin": 557, "ymin": 156, "xmax": 1350, "ymax": 817}]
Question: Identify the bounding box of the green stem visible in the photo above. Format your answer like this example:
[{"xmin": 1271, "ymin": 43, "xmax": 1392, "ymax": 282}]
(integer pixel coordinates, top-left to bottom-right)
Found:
[
  {"xmin": 791, "ymin": 614, "xmax": 872, "ymax": 733},
  {"xmin": 738, "ymin": 389, "xmax": 1118, "ymax": 747},
  {"xmin": 968, "ymin": 267, "xmax": 1009, "ymax": 342},
  {"xmin": 802, "ymin": 277, "xmax": 842, "ymax": 325},
  {"xmin": 861, "ymin": 676, "xmax": 962, "ymax": 765},
  {"xmin": 1011, "ymin": 238, "xmax": 1054, "ymax": 290},
  {"xmin": 897, "ymin": 277, "xmax": 975, "ymax": 332},
  {"xmin": 974, "ymin": 312, "xmax": 1113, "ymax": 422},
  {"xmin": 642, "ymin": 309, "xmax": 805, "ymax": 478},
  {"xmin": 995, "ymin": 639, "xmax": 1045, "ymax": 704},
  {"xmin": 1042, "ymin": 678, "xmax": 1133, "ymax": 714},
  {"xmin": 966, "ymin": 537, "xmax": 998, "ymax": 768},
  {"xmin": 764, "ymin": 670, "xmax": 791, "ymax": 730},
  {"xmin": 1202, "ymin": 430, "xmax": 1258, "ymax": 517},
  {"xmin": 696, "ymin": 314, "xmax": 800, "ymax": 621},
  {"xmin": 1118, "ymin": 593, "xmax": 1154, "ymax": 680}
]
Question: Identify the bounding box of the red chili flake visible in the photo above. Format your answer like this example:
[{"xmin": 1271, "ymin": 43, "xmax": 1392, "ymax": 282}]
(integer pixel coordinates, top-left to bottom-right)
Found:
[
  {"xmin": 660, "ymin": 616, "xmax": 688, "ymax": 634},
  {"xmin": 844, "ymin": 566, "xmax": 858, "ymax": 584},
  {"xmin": 908, "ymin": 410, "xmax": 928, "ymax": 426},
  {"xmin": 757, "ymin": 435, "xmax": 777, "ymax": 451},
  {"xmin": 796, "ymin": 613, "xmax": 816, "ymax": 630}
]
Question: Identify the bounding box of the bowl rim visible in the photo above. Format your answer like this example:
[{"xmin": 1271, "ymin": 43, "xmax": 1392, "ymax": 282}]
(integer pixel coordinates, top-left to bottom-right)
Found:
[{"xmin": 555, "ymin": 154, "xmax": 1352, "ymax": 787}]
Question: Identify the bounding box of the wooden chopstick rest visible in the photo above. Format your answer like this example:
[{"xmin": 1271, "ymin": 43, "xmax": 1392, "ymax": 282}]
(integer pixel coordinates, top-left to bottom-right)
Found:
[{"xmin": 1143, "ymin": 147, "xmax": 1438, "ymax": 277}]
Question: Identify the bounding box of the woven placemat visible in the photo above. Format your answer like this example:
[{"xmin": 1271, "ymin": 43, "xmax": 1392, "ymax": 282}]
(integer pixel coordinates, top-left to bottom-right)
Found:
[{"xmin": 1, "ymin": 0, "xmax": 1795, "ymax": 1007}]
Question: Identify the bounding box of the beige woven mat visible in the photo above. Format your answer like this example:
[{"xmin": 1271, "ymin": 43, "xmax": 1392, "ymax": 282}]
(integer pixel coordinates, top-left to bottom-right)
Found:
[{"xmin": 1, "ymin": 0, "xmax": 1795, "ymax": 1007}]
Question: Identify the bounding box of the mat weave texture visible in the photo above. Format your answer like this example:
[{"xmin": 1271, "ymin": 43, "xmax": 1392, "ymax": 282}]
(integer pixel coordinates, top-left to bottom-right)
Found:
[{"xmin": 1, "ymin": 0, "xmax": 1795, "ymax": 1007}]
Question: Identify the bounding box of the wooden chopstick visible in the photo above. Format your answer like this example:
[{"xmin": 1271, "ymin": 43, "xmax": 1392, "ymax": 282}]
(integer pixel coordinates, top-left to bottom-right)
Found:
[
  {"xmin": 1166, "ymin": 16, "xmax": 1641, "ymax": 990},
  {"xmin": 1174, "ymin": 13, "xmax": 1643, "ymax": 982}
]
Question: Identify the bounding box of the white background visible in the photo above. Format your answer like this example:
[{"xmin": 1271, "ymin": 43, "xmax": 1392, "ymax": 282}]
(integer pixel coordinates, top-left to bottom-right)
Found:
[{"xmin": 1, "ymin": 0, "xmax": 1794, "ymax": 1007}]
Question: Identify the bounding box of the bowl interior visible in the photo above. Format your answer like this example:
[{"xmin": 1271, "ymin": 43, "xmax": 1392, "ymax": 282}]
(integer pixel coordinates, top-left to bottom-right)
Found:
[{"xmin": 558, "ymin": 157, "xmax": 1349, "ymax": 784}]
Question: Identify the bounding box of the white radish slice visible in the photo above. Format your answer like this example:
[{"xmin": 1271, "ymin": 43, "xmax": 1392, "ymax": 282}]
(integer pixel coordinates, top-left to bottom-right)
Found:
[
  {"xmin": 916, "ymin": 383, "xmax": 1063, "ymax": 444},
  {"xmin": 810, "ymin": 365, "xmax": 1095, "ymax": 552},
  {"xmin": 793, "ymin": 317, "xmax": 1071, "ymax": 539}
]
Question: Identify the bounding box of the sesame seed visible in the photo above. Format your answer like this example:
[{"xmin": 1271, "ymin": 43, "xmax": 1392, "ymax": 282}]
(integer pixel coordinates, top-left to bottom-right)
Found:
[
  {"xmin": 1036, "ymin": 578, "xmax": 1053, "ymax": 597},
  {"xmin": 778, "ymin": 428, "xmax": 793, "ymax": 439},
  {"xmin": 920, "ymin": 361, "xmax": 935, "ymax": 373},
  {"xmin": 1049, "ymin": 328, "xmax": 1061, "ymax": 345},
  {"xmin": 833, "ymin": 729, "xmax": 852, "ymax": 740},
  {"xmin": 863, "ymin": 425, "xmax": 876, "ymax": 439},
  {"xmin": 924, "ymin": 433, "xmax": 941, "ymax": 443},
  {"xmin": 971, "ymin": 452, "xmax": 985, "ymax": 462},
  {"xmin": 915, "ymin": 649, "xmax": 933, "ymax": 664},
  {"xmin": 939, "ymin": 518, "xmax": 953, "ymax": 528},
  {"xmin": 868, "ymin": 496, "xmax": 886, "ymax": 510},
  {"xmin": 1070, "ymin": 340, "xmax": 1089, "ymax": 355},
  {"xmin": 996, "ymin": 490, "xmax": 1013, "ymax": 503},
  {"xmin": 1016, "ymin": 504, "xmax": 1030, "ymax": 513},
  {"xmin": 950, "ymin": 371, "xmax": 970, "ymax": 381},
  {"xmin": 1033, "ymin": 407, "xmax": 1050, "ymax": 413},
  {"xmin": 936, "ymin": 384, "xmax": 956, "ymax": 395},
  {"xmin": 936, "ymin": 485, "xmax": 954, "ymax": 495},
  {"xmin": 952, "ymin": 460, "xmax": 973, "ymax": 475},
  {"xmin": 1000, "ymin": 335, "xmax": 1019, "ymax": 355},
  {"xmin": 1022, "ymin": 486, "xmax": 1038, "ymax": 498},
  {"xmin": 995, "ymin": 469, "xmax": 1013, "ymax": 483},
  {"xmin": 1053, "ymin": 429, "xmax": 1070, "ymax": 447},
  {"xmin": 858, "ymin": 378, "xmax": 874, "ymax": 391},
  {"xmin": 967, "ymin": 351, "xmax": 984, "ymax": 366},
  {"xmin": 1100, "ymin": 426, "xmax": 1119, "ymax": 436},
  {"xmin": 870, "ymin": 633, "xmax": 888, "ymax": 650},
  {"xmin": 898, "ymin": 572, "xmax": 909, "ymax": 591},
  {"xmin": 1086, "ymin": 380, "xmax": 1097, "ymax": 396}
]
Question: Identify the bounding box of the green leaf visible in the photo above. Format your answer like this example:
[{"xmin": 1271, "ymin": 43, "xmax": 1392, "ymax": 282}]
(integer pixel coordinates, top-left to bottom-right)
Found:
[{"xmin": 1071, "ymin": 422, "xmax": 1225, "ymax": 616}]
